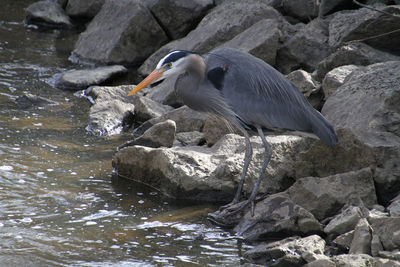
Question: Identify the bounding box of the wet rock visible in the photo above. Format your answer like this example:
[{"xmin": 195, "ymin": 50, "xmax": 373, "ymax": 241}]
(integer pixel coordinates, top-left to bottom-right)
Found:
[
  {"xmin": 147, "ymin": 0, "xmax": 214, "ymax": 40},
  {"xmin": 286, "ymin": 69, "xmax": 319, "ymax": 97},
  {"xmin": 314, "ymin": 43, "xmax": 400, "ymax": 81},
  {"xmin": 323, "ymin": 61, "xmax": 400, "ymax": 204},
  {"xmin": 85, "ymin": 85, "xmax": 134, "ymax": 104},
  {"xmin": 72, "ymin": 0, "xmax": 168, "ymax": 65},
  {"xmin": 333, "ymin": 230, "xmax": 354, "ymax": 251},
  {"xmin": 15, "ymin": 93, "xmax": 59, "ymax": 109},
  {"xmin": 369, "ymin": 216, "xmax": 400, "ymax": 251},
  {"xmin": 25, "ymin": 0, "xmax": 72, "ymax": 29},
  {"xmin": 133, "ymin": 96, "xmax": 173, "ymax": 122},
  {"xmin": 87, "ymin": 100, "xmax": 134, "ymax": 136},
  {"xmin": 176, "ymin": 131, "xmax": 205, "ymax": 146},
  {"xmin": 329, "ymin": 6, "xmax": 400, "ymax": 54},
  {"xmin": 138, "ymin": 0, "xmax": 282, "ymax": 76},
  {"xmin": 324, "ymin": 206, "xmax": 364, "ymax": 236},
  {"xmin": 66, "ymin": 0, "xmax": 105, "ymax": 18},
  {"xmin": 54, "ymin": 65, "xmax": 127, "ymax": 91},
  {"xmin": 321, "ymin": 65, "xmax": 360, "ymax": 100},
  {"xmin": 349, "ymin": 218, "xmax": 372, "ymax": 255},
  {"xmin": 233, "ymin": 193, "xmax": 322, "ymax": 241},
  {"xmin": 287, "ymin": 168, "xmax": 377, "ymax": 220},
  {"xmin": 388, "ymin": 193, "xmax": 400, "ymax": 217},
  {"xmin": 219, "ymin": 19, "xmax": 280, "ymax": 66},
  {"xmin": 123, "ymin": 120, "xmax": 176, "ymax": 148},
  {"xmin": 281, "ymin": 0, "xmax": 320, "ymax": 22},
  {"xmin": 276, "ymin": 18, "xmax": 331, "ymax": 74},
  {"xmin": 243, "ymin": 235, "xmax": 326, "ymax": 266}
]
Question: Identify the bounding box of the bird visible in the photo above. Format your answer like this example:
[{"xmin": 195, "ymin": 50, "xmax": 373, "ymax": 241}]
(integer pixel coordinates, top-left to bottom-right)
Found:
[{"xmin": 128, "ymin": 47, "xmax": 338, "ymax": 214}]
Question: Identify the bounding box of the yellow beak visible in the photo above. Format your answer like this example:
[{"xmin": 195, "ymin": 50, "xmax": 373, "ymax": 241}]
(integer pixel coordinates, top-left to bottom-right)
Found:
[{"xmin": 128, "ymin": 68, "xmax": 165, "ymax": 96}]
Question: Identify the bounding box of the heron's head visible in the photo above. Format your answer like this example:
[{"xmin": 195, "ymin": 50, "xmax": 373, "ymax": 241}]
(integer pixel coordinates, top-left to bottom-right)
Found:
[{"xmin": 128, "ymin": 50, "xmax": 190, "ymax": 96}]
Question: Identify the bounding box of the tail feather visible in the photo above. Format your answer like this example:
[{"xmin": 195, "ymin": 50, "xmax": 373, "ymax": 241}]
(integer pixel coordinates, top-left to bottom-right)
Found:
[{"xmin": 309, "ymin": 109, "xmax": 338, "ymax": 146}]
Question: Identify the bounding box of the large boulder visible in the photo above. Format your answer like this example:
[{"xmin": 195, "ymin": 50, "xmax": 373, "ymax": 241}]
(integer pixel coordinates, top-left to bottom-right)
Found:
[
  {"xmin": 146, "ymin": 0, "xmax": 214, "ymax": 40},
  {"xmin": 322, "ymin": 61, "xmax": 400, "ymax": 204},
  {"xmin": 281, "ymin": 0, "xmax": 320, "ymax": 22},
  {"xmin": 25, "ymin": 0, "xmax": 72, "ymax": 29},
  {"xmin": 66, "ymin": 0, "xmax": 105, "ymax": 18},
  {"xmin": 138, "ymin": 0, "xmax": 282, "ymax": 75},
  {"xmin": 72, "ymin": 0, "xmax": 168, "ymax": 65}
]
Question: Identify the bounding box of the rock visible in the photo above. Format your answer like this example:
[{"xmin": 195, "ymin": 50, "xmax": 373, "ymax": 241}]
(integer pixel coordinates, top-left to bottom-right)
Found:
[
  {"xmin": 133, "ymin": 96, "xmax": 173, "ymax": 122},
  {"xmin": 287, "ymin": 168, "xmax": 377, "ymax": 220},
  {"xmin": 15, "ymin": 93, "xmax": 59, "ymax": 109},
  {"xmin": 328, "ymin": 6, "xmax": 400, "ymax": 55},
  {"xmin": 87, "ymin": 100, "xmax": 135, "ymax": 136},
  {"xmin": 333, "ymin": 230, "xmax": 354, "ymax": 251},
  {"xmin": 122, "ymin": 120, "xmax": 176, "ymax": 148},
  {"xmin": 281, "ymin": 0, "xmax": 319, "ymax": 22},
  {"xmin": 147, "ymin": 0, "xmax": 214, "ymax": 40},
  {"xmin": 25, "ymin": 0, "xmax": 72, "ymax": 29},
  {"xmin": 203, "ymin": 116, "xmax": 241, "ymax": 146},
  {"xmin": 277, "ymin": 18, "xmax": 331, "ymax": 74},
  {"xmin": 321, "ymin": 65, "xmax": 360, "ymax": 100},
  {"xmin": 324, "ymin": 206, "xmax": 364, "ymax": 236},
  {"xmin": 348, "ymin": 218, "xmax": 372, "ymax": 255},
  {"xmin": 138, "ymin": 0, "xmax": 282, "ymax": 76},
  {"xmin": 318, "ymin": 0, "xmax": 350, "ymax": 17},
  {"xmin": 233, "ymin": 193, "xmax": 322, "ymax": 241},
  {"xmin": 331, "ymin": 254, "xmax": 374, "ymax": 267},
  {"xmin": 219, "ymin": 19, "xmax": 280, "ymax": 66},
  {"xmin": 323, "ymin": 61, "xmax": 400, "ymax": 204},
  {"xmin": 369, "ymin": 216, "xmax": 400, "ymax": 251},
  {"xmin": 54, "ymin": 65, "xmax": 127, "ymax": 91},
  {"xmin": 175, "ymin": 131, "xmax": 205, "ymax": 146},
  {"xmin": 243, "ymin": 235, "xmax": 326, "ymax": 266},
  {"xmin": 304, "ymin": 259, "xmax": 336, "ymax": 267},
  {"xmin": 72, "ymin": 0, "xmax": 168, "ymax": 65},
  {"xmin": 286, "ymin": 69, "xmax": 319, "ymax": 97},
  {"xmin": 84, "ymin": 85, "xmax": 134, "ymax": 104},
  {"xmin": 314, "ymin": 43, "xmax": 400, "ymax": 81},
  {"xmin": 66, "ymin": 0, "xmax": 105, "ymax": 18},
  {"xmin": 378, "ymin": 251, "xmax": 400, "ymax": 262},
  {"xmin": 387, "ymin": 193, "xmax": 400, "ymax": 217},
  {"xmin": 371, "ymin": 232, "xmax": 384, "ymax": 257}
]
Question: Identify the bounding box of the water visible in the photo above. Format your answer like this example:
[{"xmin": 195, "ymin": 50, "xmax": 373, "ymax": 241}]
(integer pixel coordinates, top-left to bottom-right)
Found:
[{"xmin": 0, "ymin": 1, "xmax": 248, "ymax": 265}]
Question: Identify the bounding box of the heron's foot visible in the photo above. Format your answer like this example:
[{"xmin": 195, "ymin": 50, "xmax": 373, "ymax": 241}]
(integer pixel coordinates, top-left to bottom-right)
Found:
[{"xmin": 207, "ymin": 199, "xmax": 253, "ymax": 227}]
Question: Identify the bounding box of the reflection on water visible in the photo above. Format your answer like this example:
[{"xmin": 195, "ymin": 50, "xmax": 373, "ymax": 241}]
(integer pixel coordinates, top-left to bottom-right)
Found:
[{"xmin": 0, "ymin": 0, "xmax": 248, "ymax": 265}]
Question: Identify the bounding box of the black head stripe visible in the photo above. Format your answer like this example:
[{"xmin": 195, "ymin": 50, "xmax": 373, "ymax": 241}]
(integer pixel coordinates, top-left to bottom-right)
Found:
[{"xmin": 162, "ymin": 50, "xmax": 189, "ymax": 65}]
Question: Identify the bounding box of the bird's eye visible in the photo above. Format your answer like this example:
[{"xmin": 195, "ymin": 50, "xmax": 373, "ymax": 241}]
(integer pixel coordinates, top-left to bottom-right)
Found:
[{"xmin": 165, "ymin": 63, "xmax": 172, "ymax": 69}]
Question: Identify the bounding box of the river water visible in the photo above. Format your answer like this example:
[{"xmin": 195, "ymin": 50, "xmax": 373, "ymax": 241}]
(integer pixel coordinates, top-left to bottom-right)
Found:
[{"xmin": 0, "ymin": 1, "xmax": 248, "ymax": 266}]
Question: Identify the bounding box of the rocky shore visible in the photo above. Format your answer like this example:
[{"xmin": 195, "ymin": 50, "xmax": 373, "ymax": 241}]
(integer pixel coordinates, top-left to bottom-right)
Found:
[{"xmin": 25, "ymin": 0, "xmax": 400, "ymax": 265}]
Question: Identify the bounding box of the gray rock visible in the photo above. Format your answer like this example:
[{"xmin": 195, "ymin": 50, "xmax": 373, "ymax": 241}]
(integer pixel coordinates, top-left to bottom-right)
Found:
[
  {"xmin": 243, "ymin": 235, "xmax": 325, "ymax": 266},
  {"xmin": 388, "ymin": 193, "xmax": 400, "ymax": 217},
  {"xmin": 85, "ymin": 85, "xmax": 134, "ymax": 104},
  {"xmin": 304, "ymin": 259, "xmax": 336, "ymax": 267},
  {"xmin": 15, "ymin": 93, "xmax": 59, "ymax": 109},
  {"xmin": 126, "ymin": 120, "xmax": 176, "ymax": 148},
  {"xmin": 349, "ymin": 218, "xmax": 372, "ymax": 255},
  {"xmin": 328, "ymin": 6, "xmax": 400, "ymax": 54},
  {"xmin": 54, "ymin": 65, "xmax": 127, "ymax": 91},
  {"xmin": 87, "ymin": 100, "xmax": 134, "ymax": 136},
  {"xmin": 324, "ymin": 206, "xmax": 364, "ymax": 236},
  {"xmin": 286, "ymin": 69, "xmax": 319, "ymax": 97},
  {"xmin": 371, "ymin": 232, "xmax": 384, "ymax": 257},
  {"xmin": 287, "ymin": 168, "xmax": 377, "ymax": 220},
  {"xmin": 281, "ymin": 0, "xmax": 320, "ymax": 22},
  {"xmin": 314, "ymin": 43, "xmax": 400, "ymax": 81},
  {"xmin": 323, "ymin": 61, "xmax": 400, "ymax": 204},
  {"xmin": 331, "ymin": 254, "xmax": 374, "ymax": 267},
  {"xmin": 147, "ymin": 0, "xmax": 214, "ymax": 40},
  {"xmin": 321, "ymin": 65, "xmax": 360, "ymax": 100},
  {"xmin": 318, "ymin": 0, "xmax": 348, "ymax": 17},
  {"xmin": 233, "ymin": 193, "xmax": 322, "ymax": 241},
  {"xmin": 133, "ymin": 96, "xmax": 173, "ymax": 122},
  {"xmin": 138, "ymin": 0, "xmax": 282, "ymax": 76},
  {"xmin": 219, "ymin": 19, "xmax": 280, "ymax": 66},
  {"xmin": 25, "ymin": 0, "xmax": 72, "ymax": 29},
  {"xmin": 378, "ymin": 251, "xmax": 400, "ymax": 262},
  {"xmin": 333, "ymin": 230, "xmax": 354, "ymax": 250},
  {"xmin": 66, "ymin": 0, "xmax": 105, "ymax": 18},
  {"xmin": 72, "ymin": 0, "xmax": 168, "ymax": 65},
  {"xmin": 369, "ymin": 216, "xmax": 400, "ymax": 251},
  {"xmin": 176, "ymin": 131, "xmax": 205, "ymax": 146},
  {"xmin": 203, "ymin": 115, "xmax": 241, "ymax": 146},
  {"xmin": 277, "ymin": 18, "xmax": 331, "ymax": 74}
]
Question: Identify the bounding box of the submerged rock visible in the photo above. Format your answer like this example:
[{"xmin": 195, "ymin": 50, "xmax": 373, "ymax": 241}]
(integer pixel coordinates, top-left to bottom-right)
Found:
[{"xmin": 15, "ymin": 93, "xmax": 59, "ymax": 109}]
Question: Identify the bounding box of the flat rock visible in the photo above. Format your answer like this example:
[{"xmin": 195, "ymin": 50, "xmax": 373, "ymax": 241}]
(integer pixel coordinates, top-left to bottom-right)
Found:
[
  {"xmin": 218, "ymin": 19, "xmax": 280, "ymax": 66},
  {"xmin": 321, "ymin": 65, "xmax": 360, "ymax": 100},
  {"xmin": 25, "ymin": 0, "xmax": 72, "ymax": 29},
  {"xmin": 54, "ymin": 65, "xmax": 127, "ymax": 91},
  {"xmin": 324, "ymin": 206, "xmax": 364, "ymax": 236},
  {"xmin": 66, "ymin": 0, "xmax": 105, "ymax": 18},
  {"xmin": 244, "ymin": 235, "xmax": 326, "ymax": 266},
  {"xmin": 72, "ymin": 0, "xmax": 168, "ymax": 65},
  {"xmin": 147, "ymin": 0, "xmax": 214, "ymax": 40},
  {"xmin": 138, "ymin": 0, "xmax": 282, "ymax": 76},
  {"xmin": 287, "ymin": 168, "xmax": 377, "ymax": 220}
]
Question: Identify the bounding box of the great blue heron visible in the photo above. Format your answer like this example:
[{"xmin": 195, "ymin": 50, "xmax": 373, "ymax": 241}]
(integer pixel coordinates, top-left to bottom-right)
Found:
[{"xmin": 128, "ymin": 47, "xmax": 338, "ymax": 214}]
